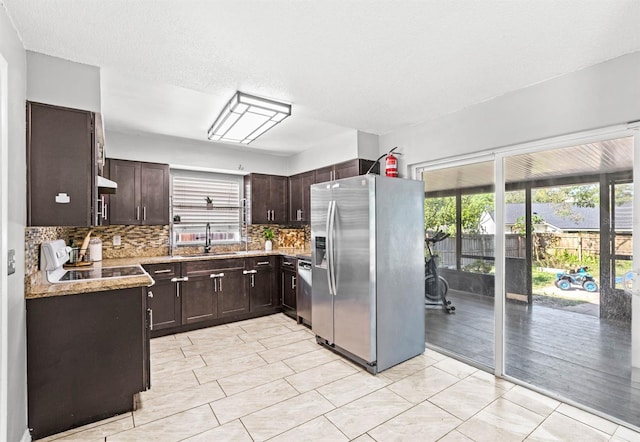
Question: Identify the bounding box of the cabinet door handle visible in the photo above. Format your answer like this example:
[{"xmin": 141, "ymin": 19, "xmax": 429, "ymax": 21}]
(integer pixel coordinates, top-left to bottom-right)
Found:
[
  {"xmin": 219, "ymin": 278, "xmax": 223, "ymax": 291},
  {"xmin": 210, "ymin": 272, "xmax": 224, "ymax": 278},
  {"xmin": 171, "ymin": 276, "xmax": 189, "ymax": 282},
  {"xmin": 136, "ymin": 206, "xmax": 140, "ymax": 220},
  {"xmin": 266, "ymin": 210, "xmax": 270, "ymax": 221},
  {"xmin": 154, "ymin": 269, "xmax": 172, "ymax": 274},
  {"xmin": 176, "ymin": 283, "xmax": 180, "ymax": 298},
  {"xmin": 147, "ymin": 290, "xmax": 153, "ymax": 298},
  {"xmin": 143, "ymin": 206, "xmax": 147, "ymax": 221},
  {"xmin": 292, "ymin": 275, "xmax": 296, "ymax": 290},
  {"xmin": 297, "ymin": 209, "xmax": 302, "ymax": 221},
  {"xmin": 257, "ymin": 261, "xmax": 270, "ymax": 266},
  {"xmin": 243, "ymin": 270, "xmax": 257, "ymax": 275},
  {"xmin": 148, "ymin": 308, "xmax": 153, "ymax": 331},
  {"xmin": 213, "ymin": 278, "xmax": 217, "ymax": 292},
  {"xmin": 283, "ymin": 261, "xmax": 292, "ymax": 267},
  {"xmin": 251, "ymin": 274, "xmax": 255, "ymax": 287}
]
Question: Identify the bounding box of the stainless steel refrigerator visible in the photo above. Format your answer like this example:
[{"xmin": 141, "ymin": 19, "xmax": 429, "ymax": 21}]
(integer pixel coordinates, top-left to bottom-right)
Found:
[{"xmin": 311, "ymin": 174, "xmax": 425, "ymax": 374}]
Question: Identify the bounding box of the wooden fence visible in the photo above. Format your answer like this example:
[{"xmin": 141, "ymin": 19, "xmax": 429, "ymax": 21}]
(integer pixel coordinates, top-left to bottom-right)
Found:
[{"xmin": 431, "ymin": 232, "xmax": 633, "ymax": 268}]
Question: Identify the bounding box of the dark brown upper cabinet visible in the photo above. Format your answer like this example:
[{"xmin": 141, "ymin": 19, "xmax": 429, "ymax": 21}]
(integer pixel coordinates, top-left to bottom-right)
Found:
[
  {"xmin": 27, "ymin": 102, "xmax": 96, "ymax": 227},
  {"xmin": 107, "ymin": 159, "xmax": 169, "ymax": 225},
  {"xmin": 314, "ymin": 159, "xmax": 379, "ymax": 184},
  {"xmin": 288, "ymin": 170, "xmax": 315, "ymax": 224},
  {"xmin": 244, "ymin": 173, "xmax": 288, "ymax": 224}
]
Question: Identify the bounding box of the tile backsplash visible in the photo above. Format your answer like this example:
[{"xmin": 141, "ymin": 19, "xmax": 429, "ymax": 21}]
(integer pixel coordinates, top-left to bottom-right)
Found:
[
  {"xmin": 25, "ymin": 224, "xmax": 310, "ymax": 280},
  {"xmin": 24, "ymin": 225, "xmax": 170, "ymax": 287}
]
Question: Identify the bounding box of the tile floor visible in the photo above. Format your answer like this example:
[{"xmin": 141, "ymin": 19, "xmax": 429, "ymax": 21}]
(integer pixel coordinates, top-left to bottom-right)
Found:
[{"xmin": 38, "ymin": 313, "xmax": 640, "ymax": 441}]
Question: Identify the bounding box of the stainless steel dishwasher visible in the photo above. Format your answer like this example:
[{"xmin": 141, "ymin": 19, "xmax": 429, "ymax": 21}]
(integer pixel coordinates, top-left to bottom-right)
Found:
[{"xmin": 297, "ymin": 259, "xmax": 312, "ymax": 326}]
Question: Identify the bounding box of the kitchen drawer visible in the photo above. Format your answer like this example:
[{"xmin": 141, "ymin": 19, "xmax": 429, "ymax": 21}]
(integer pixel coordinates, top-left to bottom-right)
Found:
[
  {"xmin": 182, "ymin": 258, "xmax": 244, "ymax": 277},
  {"xmin": 143, "ymin": 263, "xmax": 180, "ymax": 281},
  {"xmin": 280, "ymin": 256, "xmax": 297, "ymax": 270},
  {"xmin": 247, "ymin": 256, "xmax": 275, "ymax": 269}
]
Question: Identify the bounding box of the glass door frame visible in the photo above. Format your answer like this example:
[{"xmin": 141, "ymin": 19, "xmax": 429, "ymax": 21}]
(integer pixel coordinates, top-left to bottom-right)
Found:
[{"xmin": 413, "ymin": 122, "xmax": 640, "ymax": 383}]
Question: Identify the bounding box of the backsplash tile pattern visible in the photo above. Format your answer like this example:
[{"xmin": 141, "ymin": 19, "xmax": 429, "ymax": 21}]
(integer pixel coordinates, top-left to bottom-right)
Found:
[
  {"xmin": 25, "ymin": 224, "xmax": 310, "ymax": 281},
  {"xmin": 68, "ymin": 225, "xmax": 170, "ymax": 259},
  {"xmin": 276, "ymin": 228, "xmax": 307, "ymax": 249},
  {"xmin": 172, "ymin": 225, "xmax": 308, "ymax": 256},
  {"xmin": 25, "ymin": 226, "xmax": 71, "ymax": 277}
]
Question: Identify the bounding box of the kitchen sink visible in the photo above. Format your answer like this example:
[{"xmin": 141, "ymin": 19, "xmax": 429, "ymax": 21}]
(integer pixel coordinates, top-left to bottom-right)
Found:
[{"xmin": 173, "ymin": 251, "xmax": 244, "ymax": 258}]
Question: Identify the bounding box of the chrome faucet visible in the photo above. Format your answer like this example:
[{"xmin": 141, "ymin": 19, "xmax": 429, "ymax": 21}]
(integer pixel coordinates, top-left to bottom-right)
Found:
[{"xmin": 204, "ymin": 222, "xmax": 211, "ymax": 253}]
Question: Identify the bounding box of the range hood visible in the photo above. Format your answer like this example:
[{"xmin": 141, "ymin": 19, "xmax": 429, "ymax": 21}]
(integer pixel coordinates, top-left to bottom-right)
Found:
[{"xmin": 97, "ymin": 175, "xmax": 117, "ymax": 194}]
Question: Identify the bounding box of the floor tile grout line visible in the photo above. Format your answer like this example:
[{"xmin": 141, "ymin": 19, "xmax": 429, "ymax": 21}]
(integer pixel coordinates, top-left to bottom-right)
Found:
[
  {"xmin": 554, "ymin": 405, "xmax": 620, "ymax": 436},
  {"xmin": 499, "ymin": 391, "xmax": 561, "ymax": 420},
  {"xmin": 321, "ymin": 391, "xmax": 414, "ymax": 442},
  {"xmin": 131, "ymin": 401, "xmax": 221, "ymax": 430}
]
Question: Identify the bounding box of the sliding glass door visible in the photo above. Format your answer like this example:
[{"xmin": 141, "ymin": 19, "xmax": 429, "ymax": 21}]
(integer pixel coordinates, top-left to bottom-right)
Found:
[
  {"xmin": 423, "ymin": 160, "xmax": 495, "ymax": 370},
  {"xmin": 501, "ymin": 135, "xmax": 639, "ymax": 427},
  {"xmin": 419, "ymin": 130, "xmax": 640, "ymax": 428}
]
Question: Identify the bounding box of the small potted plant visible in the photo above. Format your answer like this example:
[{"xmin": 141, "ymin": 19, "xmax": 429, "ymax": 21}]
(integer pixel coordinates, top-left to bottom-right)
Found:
[{"xmin": 264, "ymin": 227, "xmax": 274, "ymax": 251}]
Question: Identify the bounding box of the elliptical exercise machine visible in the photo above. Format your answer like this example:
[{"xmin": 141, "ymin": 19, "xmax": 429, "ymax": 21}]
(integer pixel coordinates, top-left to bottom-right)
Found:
[{"xmin": 425, "ymin": 231, "xmax": 455, "ymax": 313}]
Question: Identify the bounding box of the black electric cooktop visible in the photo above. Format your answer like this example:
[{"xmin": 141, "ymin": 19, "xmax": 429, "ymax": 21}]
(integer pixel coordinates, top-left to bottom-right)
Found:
[{"xmin": 59, "ymin": 266, "xmax": 146, "ymax": 282}]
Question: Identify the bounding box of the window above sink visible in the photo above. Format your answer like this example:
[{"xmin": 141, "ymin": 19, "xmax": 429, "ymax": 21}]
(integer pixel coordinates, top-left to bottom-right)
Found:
[{"xmin": 170, "ymin": 169, "xmax": 247, "ymax": 253}]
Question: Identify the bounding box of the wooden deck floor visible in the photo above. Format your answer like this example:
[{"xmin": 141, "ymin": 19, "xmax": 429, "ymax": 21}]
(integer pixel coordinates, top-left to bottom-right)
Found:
[{"xmin": 426, "ymin": 290, "xmax": 640, "ymax": 428}]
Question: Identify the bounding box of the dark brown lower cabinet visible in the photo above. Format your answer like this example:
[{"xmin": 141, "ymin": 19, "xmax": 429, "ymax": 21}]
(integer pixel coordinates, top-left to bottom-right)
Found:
[
  {"xmin": 217, "ymin": 267, "xmax": 249, "ymax": 317},
  {"xmin": 143, "ymin": 263, "xmax": 181, "ymax": 335},
  {"xmin": 246, "ymin": 256, "xmax": 277, "ymax": 312},
  {"xmin": 281, "ymin": 256, "xmax": 297, "ymax": 318},
  {"xmin": 181, "ymin": 276, "xmax": 217, "ymax": 324},
  {"xmin": 26, "ymin": 287, "xmax": 149, "ymax": 440}
]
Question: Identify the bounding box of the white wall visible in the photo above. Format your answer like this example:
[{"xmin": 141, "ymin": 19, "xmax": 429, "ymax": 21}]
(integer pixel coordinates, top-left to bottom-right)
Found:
[
  {"xmin": 105, "ymin": 130, "xmax": 289, "ymax": 176},
  {"xmin": 356, "ymin": 131, "xmax": 380, "ymax": 162},
  {"xmin": 381, "ymin": 50, "xmax": 640, "ymax": 176},
  {"xmin": 288, "ymin": 129, "xmax": 360, "ymax": 175},
  {"xmin": 26, "ymin": 51, "xmax": 100, "ymax": 112},
  {"xmin": 0, "ymin": 5, "xmax": 28, "ymax": 442}
]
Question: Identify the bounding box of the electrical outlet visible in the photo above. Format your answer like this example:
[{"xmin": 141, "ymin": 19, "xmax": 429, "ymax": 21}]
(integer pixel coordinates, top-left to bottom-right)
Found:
[
  {"xmin": 113, "ymin": 235, "xmax": 121, "ymax": 246},
  {"xmin": 8, "ymin": 249, "xmax": 15, "ymax": 275}
]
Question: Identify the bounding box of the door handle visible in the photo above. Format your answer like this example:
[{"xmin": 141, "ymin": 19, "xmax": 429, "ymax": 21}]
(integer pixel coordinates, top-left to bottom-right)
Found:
[
  {"xmin": 292, "ymin": 275, "xmax": 296, "ymax": 290},
  {"xmin": 147, "ymin": 290, "xmax": 153, "ymax": 298},
  {"xmin": 210, "ymin": 272, "xmax": 225, "ymax": 278},
  {"xmin": 148, "ymin": 308, "xmax": 153, "ymax": 331},
  {"xmin": 154, "ymin": 269, "xmax": 172, "ymax": 274},
  {"xmin": 251, "ymin": 274, "xmax": 255, "ymax": 287},
  {"xmin": 143, "ymin": 206, "xmax": 147, "ymax": 221},
  {"xmin": 256, "ymin": 261, "xmax": 270, "ymax": 266},
  {"xmin": 136, "ymin": 206, "xmax": 140, "ymax": 221}
]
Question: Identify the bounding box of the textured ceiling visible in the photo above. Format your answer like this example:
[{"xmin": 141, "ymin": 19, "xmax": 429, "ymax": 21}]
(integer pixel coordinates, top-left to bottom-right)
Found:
[{"xmin": 4, "ymin": 0, "xmax": 640, "ymax": 154}]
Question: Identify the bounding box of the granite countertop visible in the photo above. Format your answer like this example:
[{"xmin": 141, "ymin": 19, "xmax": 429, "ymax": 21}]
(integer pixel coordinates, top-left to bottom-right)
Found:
[
  {"xmin": 26, "ymin": 248, "xmax": 311, "ymax": 299},
  {"xmin": 27, "ymin": 270, "xmax": 154, "ymax": 299}
]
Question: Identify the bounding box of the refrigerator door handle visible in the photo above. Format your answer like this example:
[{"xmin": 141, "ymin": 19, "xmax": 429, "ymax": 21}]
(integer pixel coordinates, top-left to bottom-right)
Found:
[
  {"xmin": 328, "ymin": 200, "xmax": 338, "ymax": 296},
  {"xmin": 325, "ymin": 201, "xmax": 334, "ymax": 295}
]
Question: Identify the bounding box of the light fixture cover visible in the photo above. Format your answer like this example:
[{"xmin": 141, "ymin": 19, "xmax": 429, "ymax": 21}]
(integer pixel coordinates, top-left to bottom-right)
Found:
[{"xmin": 207, "ymin": 92, "xmax": 291, "ymax": 144}]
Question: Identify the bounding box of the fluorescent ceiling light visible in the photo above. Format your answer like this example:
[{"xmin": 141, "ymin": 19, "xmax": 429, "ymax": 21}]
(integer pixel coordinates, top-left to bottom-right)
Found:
[{"xmin": 207, "ymin": 92, "xmax": 291, "ymax": 144}]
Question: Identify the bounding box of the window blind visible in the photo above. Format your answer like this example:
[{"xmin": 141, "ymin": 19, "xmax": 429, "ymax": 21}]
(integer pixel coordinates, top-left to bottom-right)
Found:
[{"xmin": 171, "ymin": 172, "xmax": 243, "ymax": 244}]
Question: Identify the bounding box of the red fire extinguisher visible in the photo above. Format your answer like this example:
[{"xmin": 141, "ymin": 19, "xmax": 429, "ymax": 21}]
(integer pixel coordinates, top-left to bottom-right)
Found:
[{"xmin": 385, "ymin": 148, "xmax": 398, "ymax": 177}]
